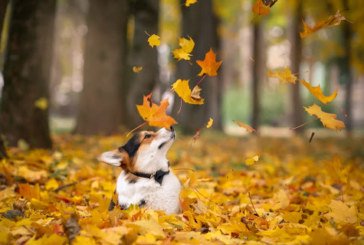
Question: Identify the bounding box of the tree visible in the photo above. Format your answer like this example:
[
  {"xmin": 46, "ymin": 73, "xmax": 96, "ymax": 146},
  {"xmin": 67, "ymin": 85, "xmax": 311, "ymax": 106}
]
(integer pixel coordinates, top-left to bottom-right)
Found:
[
  {"xmin": 0, "ymin": 0, "xmax": 9, "ymax": 158},
  {"xmin": 0, "ymin": 0, "xmax": 55, "ymax": 148},
  {"xmin": 289, "ymin": 0, "xmax": 304, "ymax": 133},
  {"xmin": 175, "ymin": 0, "xmax": 221, "ymax": 133},
  {"xmin": 126, "ymin": 0, "xmax": 160, "ymax": 127},
  {"xmin": 251, "ymin": 20, "xmax": 262, "ymax": 132},
  {"xmin": 75, "ymin": 0, "xmax": 128, "ymax": 134},
  {"xmin": 341, "ymin": 0, "xmax": 353, "ymax": 134}
]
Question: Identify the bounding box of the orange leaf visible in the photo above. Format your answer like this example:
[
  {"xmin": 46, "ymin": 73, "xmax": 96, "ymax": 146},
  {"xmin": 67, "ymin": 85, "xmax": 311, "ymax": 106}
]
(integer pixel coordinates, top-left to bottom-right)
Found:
[
  {"xmin": 300, "ymin": 10, "xmax": 346, "ymax": 38},
  {"xmin": 196, "ymin": 49, "xmax": 222, "ymax": 77},
  {"xmin": 18, "ymin": 183, "xmax": 40, "ymax": 200},
  {"xmin": 252, "ymin": 0, "xmax": 270, "ymax": 16},
  {"xmin": 136, "ymin": 94, "xmax": 177, "ymax": 128},
  {"xmin": 234, "ymin": 120, "xmax": 256, "ymax": 133},
  {"xmin": 304, "ymin": 104, "xmax": 345, "ymax": 130},
  {"xmin": 300, "ymin": 80, "xmax": 338, "ymax": 104}
]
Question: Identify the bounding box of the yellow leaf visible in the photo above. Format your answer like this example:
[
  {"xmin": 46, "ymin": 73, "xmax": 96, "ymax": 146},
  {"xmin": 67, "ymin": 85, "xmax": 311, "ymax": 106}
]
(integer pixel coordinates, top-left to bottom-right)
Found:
[
  {"xmin": 196, "ymin": 48, "xmax": 222, "ymax": 77},
  {"xmin": 185, "ymin": 0, "xmax": 197, "ymax": 7},
  {"xmin": 267, "ymin": 67, "xmax": 297, "ymax": 84},
  {"xmin": 304, "ymin": 104, "xmax": 345, "ymax": 130},
  {"xmin": 73, "ymin": 236, "xmax": 97, "ymax": 245},
  {"xmin": 45, "ymin": 178, "xmax": 59, "ymax": 191},
  {"xmin": 132, "ymin": 66, "xmax": 143, "ymax": 73},
  {"xmin": 245, "ymin": 155, "xmax": 259, "ymax": 166},
  {"xmin": 34, "ymin": 97, "xmax": 48, "ymax": 110},
  {"xmin": 172, "ymin": 79, "xmax": 204, "ymax": 105},
  {"xmin": 300, "ymin": 10, "xmax": 346, "ymax": 38},
  {"xmin": 325, "ymin": 200, "xmax": 357, "ymax": 225},
  {"xmin": 300, "ymin": 80, "xmax": 337, "ymax": 104},
  {"xmin": 206, "ymin": 118, "xmax": 213, "ymax": 128},
  {"xmin": 147, "ymin": 34, "xmax": 160, "ymax": 47},
  {"xmin": 234, "ymin": 120, "xmax": 256, "ymax": 133},
  {"xmin": 27, "ymin": 234, "xmax": 67, "ymax": 245},
  {"xmin": 173, "ymin": 37, "xmax": 195, "ymax": 61}
]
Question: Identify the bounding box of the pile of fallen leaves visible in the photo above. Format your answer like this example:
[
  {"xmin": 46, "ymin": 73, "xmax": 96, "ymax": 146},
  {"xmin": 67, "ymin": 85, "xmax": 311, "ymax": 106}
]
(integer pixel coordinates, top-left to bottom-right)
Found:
[{"xmin": 0, "ymin": 134, "xmax": 363, "ymax": 244}]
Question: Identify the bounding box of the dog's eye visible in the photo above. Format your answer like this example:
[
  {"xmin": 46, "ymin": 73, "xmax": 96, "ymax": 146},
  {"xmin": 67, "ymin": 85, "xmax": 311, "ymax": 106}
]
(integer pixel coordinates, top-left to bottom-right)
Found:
[{"xmin": 144, "ymin": 134, "xmax": 152, "ymax": 139}]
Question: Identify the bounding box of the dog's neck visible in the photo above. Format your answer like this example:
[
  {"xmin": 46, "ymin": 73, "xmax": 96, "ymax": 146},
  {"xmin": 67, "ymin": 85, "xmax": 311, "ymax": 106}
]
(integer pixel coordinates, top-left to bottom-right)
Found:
[{"xmin": 134, "ymin": 157, "xmax": 170, "ymax": 174}]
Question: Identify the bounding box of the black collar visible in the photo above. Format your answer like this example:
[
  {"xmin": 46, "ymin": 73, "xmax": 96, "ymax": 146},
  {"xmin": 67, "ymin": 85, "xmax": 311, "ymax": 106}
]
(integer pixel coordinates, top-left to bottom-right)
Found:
[{"xmin": 131, "ymin": 169, "xmax": 170, "ymax": 185}]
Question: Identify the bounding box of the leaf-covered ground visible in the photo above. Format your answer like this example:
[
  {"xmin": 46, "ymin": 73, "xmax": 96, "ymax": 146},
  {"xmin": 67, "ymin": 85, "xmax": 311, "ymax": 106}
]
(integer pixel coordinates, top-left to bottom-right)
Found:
[{"xmin": 0, "ymin": 133, "xmax": 363, "ymax": 244}]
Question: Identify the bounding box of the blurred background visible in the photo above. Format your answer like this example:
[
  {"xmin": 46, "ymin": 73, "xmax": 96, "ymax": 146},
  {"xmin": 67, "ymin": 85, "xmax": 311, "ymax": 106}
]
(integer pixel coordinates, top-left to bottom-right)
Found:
[{"xmin": 0, "ymin": 0, "xmax": 363, "ymax": 149}]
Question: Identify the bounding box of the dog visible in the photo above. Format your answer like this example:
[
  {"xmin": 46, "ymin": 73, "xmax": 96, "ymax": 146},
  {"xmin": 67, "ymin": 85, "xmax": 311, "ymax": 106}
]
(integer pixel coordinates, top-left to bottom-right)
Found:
[{"xmin": 98, "ymin": 127, "xmax": 181, "ymax": 214}]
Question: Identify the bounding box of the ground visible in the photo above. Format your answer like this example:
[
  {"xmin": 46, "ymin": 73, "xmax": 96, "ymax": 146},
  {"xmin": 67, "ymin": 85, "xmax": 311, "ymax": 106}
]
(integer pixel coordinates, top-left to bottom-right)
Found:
[{"xmin": 0, "ymin": 132, "xmax": 363, "ymax": 244}]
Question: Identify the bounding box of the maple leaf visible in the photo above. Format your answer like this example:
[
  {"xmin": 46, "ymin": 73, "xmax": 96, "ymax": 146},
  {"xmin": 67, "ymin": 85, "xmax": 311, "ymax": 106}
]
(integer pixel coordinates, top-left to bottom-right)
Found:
[
  {"xmin": 300, "ymin": 10, "xmax": 346, "ymax": 38},
  {"xmin": 206, "ymin": 118, "xmax": 213, "ymax": 128},
  {"xmin": 132, "ymin": 66, "xmax": 143, "ymax": 73},
  {"xmin": 136, "ymin": 93, "xmax": 177, "ymax": 128},
  {"xmin": 325, "ymin": 200, "xmax": 357, "ymax": 225},
  {"xmin": 267, "ymin": 67, "xmax": 297, "ymax": 84},
  {"xmin": 234, "ymin": 120, "xmax": 256, "ymax": 133},
  {"xmin": 185, "ymin": 0, "xmax": 197, "ymax": 7},
  {"xmin": 172, "ymin": 79, "xmax": 204, "ymax": 105},
  {"xmin": 173, "ymin": 37, "xmax": 195, "ymax": 61},
  {"xmin": 300, "ymin": 80, "xmax": 338, "ymax": 104},
  {"xmin": 147, "ymin": 34, "xmax": 160, "ymax": 47},
  {"xmin": 304, "ymin": 104, "xmax": 345, "ymax": 130},
  {"xmin": 252, "ymin": 0, "xmax": 270, "ymax": 16},
  {"xmin": 196, "ymin": 49, "xmax": 222, "ymax": 77}
]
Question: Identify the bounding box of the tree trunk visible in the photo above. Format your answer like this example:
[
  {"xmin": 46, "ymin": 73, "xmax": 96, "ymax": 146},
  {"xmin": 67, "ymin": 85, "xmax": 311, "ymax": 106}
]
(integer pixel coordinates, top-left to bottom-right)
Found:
[
  {"xmin": 341, "ymin": 0, "xmax": 353, "ymax": 133},
  {"xmin": 75, "ymin": 0, "xmax": 128, "ymax": 135},
  {"xmin": 174, "ymin": 0, "xmax": 221, "ymax": 134},
  {"xmin": 0, "ymin": 0, "xmax": 9, "ymax": 158},
  {"xmin": 289, "ymin": 0, "xmax": 304, "ymax": 133},
  {"xmin": 0, "ymin": 0, "xmax": 55, "ymax": 148},
  {"xmin": 126, "ymin": 0, "xmax": 159, "ymax": 127},
  {"xmin": 251, "ymin": 21, "xmax": 262, "ymax": 132}
]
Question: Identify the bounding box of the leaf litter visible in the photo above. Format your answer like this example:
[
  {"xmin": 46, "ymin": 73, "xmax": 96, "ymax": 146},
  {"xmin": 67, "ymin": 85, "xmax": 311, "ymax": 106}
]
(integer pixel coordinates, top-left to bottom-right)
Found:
[{"xmin": 0, "ymin": 134, "xmax": 363, "ymax": 244}]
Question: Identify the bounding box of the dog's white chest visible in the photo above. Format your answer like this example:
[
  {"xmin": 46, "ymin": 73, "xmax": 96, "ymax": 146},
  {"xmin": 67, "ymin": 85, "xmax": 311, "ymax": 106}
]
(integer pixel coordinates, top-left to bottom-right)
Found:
[{"xmin": 116, "ymin": 171, "xmax": 181, "ymax": 214}]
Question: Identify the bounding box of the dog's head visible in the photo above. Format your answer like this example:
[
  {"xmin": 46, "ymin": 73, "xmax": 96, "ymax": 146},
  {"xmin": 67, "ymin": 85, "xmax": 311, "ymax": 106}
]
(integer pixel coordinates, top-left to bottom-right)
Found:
[{"xmin": 99, "ymin": 127, "xmax": 175, "ymax": 173}]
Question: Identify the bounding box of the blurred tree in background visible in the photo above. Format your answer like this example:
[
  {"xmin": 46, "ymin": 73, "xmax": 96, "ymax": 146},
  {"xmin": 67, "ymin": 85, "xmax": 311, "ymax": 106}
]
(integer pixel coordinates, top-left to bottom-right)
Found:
[
  {"xmin": 75, "ymin": 0, "xmax": 128, "ymax": 134},
  {"xmin": 0, "ymin": 0, "xmax": 55, "ymax": 148}
]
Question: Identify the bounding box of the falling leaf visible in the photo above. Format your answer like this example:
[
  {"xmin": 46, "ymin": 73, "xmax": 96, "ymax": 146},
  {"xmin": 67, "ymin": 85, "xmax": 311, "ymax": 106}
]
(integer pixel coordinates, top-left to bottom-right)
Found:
[
  {"xmin": 173, "ymin": 37, "xmax": 195, "ymax": 61},
  {"xmin": 300, "ymin": 80, "xmax": 337, "ymax": 104},
  {"xmin": 267, "ymin": 67, "xmax": 297, "ymax": 84},
  {"xmin": 234, "ymin": 120, "xmax": 256, "ymax": 133},
  {"xmin": 252, "ymin": 0, "xmax": 270, "ymax": 16},
  {"xmin": 147, "ymin": 34, "xmax": 160, "ymax": 47},
  {"xmin": 206, "ymin": 118, "xmax": 213, "ymax": 128},
  {"xmin": 132, "ymin": 66, "xmax": 143, "ymax": 73},
  {"xmin": 196, "ymin": 49, "xmax": 222, "ymax": 77},
  {"xmin": 136, "ymin": 93, "xmax": 177, "ymax": 128},
  {"xmin": 245, "ymin": 155, "xmax": 259, "ymax": 166},
  {"xmin": 185, "ymin": 0, "xmax": 197, "ymax": 7},
  {"xmin": 172, "ymin": 79, "xmax": 204, "ymax": 105},
  {"xmin": 191, "ymin": 86, "xmax": 203, "ymax": 101},
  {"xmin": 300, "ymin": 10, "xmax": 346, "ymax": 38},
  {"xmin": 304, "ymin": 104, "xmax": 345, "ymax": 130},
  {"xmin": 34, "ymin": 97, "xmax": 48, "ymax": 110}
]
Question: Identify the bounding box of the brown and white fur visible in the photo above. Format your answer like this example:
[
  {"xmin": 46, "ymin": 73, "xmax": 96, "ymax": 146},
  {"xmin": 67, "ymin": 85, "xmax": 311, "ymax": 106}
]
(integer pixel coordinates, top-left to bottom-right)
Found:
[{"xmin": 98, "ymin": 127, "xmax": 181, "ymax": 214}]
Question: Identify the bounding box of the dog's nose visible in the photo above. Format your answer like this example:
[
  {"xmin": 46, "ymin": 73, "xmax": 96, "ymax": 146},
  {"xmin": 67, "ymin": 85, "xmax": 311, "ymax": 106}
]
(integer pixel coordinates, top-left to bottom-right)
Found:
[{"xmin": 170, "ymin": 126, "xmax": 174, "ymax": 132}]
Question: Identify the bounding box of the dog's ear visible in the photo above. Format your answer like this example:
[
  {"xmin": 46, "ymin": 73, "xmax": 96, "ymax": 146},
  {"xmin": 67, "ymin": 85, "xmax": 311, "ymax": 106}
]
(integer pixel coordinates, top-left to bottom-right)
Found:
[{"xmin": 98, "ymin": 150, "xmax": 129, "ymax": 167}]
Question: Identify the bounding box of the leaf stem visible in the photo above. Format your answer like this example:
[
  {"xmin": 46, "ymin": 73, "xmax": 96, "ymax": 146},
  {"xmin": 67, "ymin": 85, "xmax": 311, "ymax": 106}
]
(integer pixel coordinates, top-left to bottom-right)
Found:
[
  {"xmin": 290, "ymin": 118, "xmax": 319, "ymax": 130},
  {"xmin": 195, "ymin": 74, "xmax": 207, "ymax": 87},
  {"xmin": 126, "ymin": 122, "xmax": 147, "ymax": 138}
]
